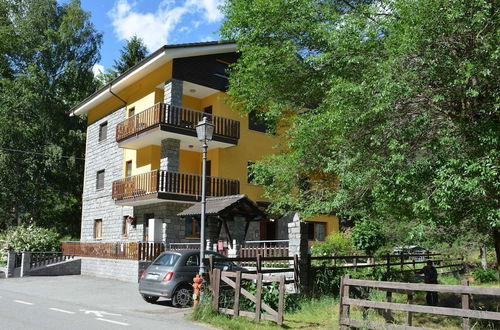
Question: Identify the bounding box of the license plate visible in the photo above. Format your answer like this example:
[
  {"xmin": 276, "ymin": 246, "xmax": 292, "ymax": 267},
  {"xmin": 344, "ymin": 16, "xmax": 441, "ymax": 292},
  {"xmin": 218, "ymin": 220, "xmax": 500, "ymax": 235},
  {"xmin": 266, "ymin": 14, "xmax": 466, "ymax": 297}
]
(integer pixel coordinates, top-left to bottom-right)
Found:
[{"xmin": 146, "ymin": 273, "xmax": 159, "ymax": 280}]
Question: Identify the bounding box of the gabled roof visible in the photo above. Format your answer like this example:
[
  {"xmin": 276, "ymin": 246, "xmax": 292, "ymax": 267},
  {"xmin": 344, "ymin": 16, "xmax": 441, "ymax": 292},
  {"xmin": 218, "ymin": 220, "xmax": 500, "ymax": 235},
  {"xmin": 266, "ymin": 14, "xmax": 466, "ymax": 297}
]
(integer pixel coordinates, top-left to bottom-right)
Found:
[
  {"xmin": 69, "ymin": 40, "xmax": 236, "ymax": 117},
  {"xmin": 177, "ymin": 194, "xmax": 267, "ymax": 220}
]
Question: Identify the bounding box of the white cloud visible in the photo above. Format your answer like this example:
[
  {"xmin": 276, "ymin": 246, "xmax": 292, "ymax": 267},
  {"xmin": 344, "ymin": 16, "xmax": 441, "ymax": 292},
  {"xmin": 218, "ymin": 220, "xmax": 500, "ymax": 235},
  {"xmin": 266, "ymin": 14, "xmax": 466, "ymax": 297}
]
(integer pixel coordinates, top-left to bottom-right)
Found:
[
  {"xmin": 108, "ymin": 0, "xmax": 224, "ymax": 51},
  {"xmin": 92, "ymin": 64, "xmax": 105, "ymax": 77}
]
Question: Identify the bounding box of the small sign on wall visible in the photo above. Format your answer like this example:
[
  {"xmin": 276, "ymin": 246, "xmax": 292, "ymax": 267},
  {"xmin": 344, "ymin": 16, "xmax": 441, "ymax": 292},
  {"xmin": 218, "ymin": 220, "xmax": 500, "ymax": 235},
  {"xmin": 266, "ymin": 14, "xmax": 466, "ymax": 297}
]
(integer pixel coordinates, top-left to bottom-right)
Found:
[{"xmin": 217, "ymin": 240, "xmax": 224, "ymax": 251}]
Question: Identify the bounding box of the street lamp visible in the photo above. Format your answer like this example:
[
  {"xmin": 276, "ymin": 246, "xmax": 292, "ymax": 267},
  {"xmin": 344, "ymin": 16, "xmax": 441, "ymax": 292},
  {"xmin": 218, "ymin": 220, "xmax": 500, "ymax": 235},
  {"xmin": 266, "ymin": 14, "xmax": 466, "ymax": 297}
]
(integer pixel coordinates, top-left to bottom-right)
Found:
[{"xmin": 196, "ymin": 116, "xmax": 214, "ymax": 276}]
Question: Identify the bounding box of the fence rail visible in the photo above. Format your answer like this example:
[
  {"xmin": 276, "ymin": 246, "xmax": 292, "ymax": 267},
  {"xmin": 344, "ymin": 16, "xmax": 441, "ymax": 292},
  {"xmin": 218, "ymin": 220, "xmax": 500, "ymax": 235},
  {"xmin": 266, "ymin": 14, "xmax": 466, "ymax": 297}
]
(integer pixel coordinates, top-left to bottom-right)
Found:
[
  {"xmin": 30, "ymin": 252, "xmax": 74, "ymax": 269},
  {"xmin": 339, "ymin": 274, "xmax": 500, "ymax": 329},
  {"xmin": 61, "ymin": 241, "xmax": 165, "ymax": 261},
  {"xmin": 115, "ymin": 103, "xmax": 240, "ymax": 142},
  {"xmin": 210, "ymin": 268, "xmax": 285, "ymax": 325},
  {"xmin": 111, "ymin": 170, "xmax": 240, "ymax": 200}
]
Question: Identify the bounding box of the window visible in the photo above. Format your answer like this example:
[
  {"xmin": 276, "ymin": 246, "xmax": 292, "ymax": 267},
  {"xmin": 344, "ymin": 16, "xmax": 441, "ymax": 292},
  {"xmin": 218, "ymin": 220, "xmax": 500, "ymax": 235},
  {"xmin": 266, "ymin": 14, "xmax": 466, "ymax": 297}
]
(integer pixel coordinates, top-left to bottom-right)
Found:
[
  {"xmin": 121, "ymin": 216, "xmax": 128, "ymax": 237},
  {"xmin": 125, "ymin": 161, "xmax": 132, "ymax": 177},
  {"xmin": 185, "ymin": 216, "xmax": 200, "ymax": 238},
  {"xmin": 99, "ymin": 122, "xmax": 108, "ymax": 141},
  {"xmin": 128, "ymin": 107, "xmax": 135, "ymax": 117},
  {"xmin": 94, "ymin": 219, "xmax": 102, "ymax": 239},
  {"xmin": 248, "ymin": 111, "xmax": 268, "ymax": 133},
  {"xmin": 185, "ymin": 254, "xmax": 199, "ymax": 266},
  {"xmin": 96, "ymin": 170, "xmax": 105, "ymax": 190},
  {"xmin": 306, "ymin": 222, "xmax": 326, "ymax": 241},
  {"xmin": 247, "ymin": 162, "xmax": 255, "ymax": 184},
  {"xmin": 153, "ymin": 253, "xmax": 180, "ymax": 266}
]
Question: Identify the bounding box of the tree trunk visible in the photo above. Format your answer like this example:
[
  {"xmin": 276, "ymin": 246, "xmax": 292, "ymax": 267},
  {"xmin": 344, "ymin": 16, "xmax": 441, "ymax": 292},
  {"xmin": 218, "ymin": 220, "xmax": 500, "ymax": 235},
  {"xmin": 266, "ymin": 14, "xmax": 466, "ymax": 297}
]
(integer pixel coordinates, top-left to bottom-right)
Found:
[
  {"xmin": 480, "ymin": 245, "xmax": 487, "ymax": 269},
  {"xmin": 493, "ymin": 227, "xmax": 500, "ymax": 272}
]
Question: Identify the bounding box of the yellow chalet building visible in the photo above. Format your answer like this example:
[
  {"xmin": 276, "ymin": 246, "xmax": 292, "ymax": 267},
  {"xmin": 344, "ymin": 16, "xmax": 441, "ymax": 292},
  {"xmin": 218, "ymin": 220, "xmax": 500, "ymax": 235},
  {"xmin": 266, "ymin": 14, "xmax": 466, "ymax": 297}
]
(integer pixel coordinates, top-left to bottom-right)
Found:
[{"xmin": 70, "ymin": 41, "xmax": 338, "ymax": 250}]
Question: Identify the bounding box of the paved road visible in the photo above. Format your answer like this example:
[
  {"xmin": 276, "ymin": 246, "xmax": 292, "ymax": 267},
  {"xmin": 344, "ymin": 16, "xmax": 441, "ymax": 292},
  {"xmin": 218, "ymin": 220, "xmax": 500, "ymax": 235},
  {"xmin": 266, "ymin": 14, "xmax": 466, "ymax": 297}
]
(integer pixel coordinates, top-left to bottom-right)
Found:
[{"xmin": 0, "ymin": 275, "xmax": 210, "ymax": 330}]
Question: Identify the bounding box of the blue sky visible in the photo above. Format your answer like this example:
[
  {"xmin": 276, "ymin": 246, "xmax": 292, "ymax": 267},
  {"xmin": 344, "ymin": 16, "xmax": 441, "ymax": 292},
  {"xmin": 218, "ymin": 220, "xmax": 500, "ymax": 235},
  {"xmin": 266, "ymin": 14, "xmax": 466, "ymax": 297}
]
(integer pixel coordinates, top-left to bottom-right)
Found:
[{"xmin": 73, "ymin": 0, "xmax": 224, "ymax": 75}]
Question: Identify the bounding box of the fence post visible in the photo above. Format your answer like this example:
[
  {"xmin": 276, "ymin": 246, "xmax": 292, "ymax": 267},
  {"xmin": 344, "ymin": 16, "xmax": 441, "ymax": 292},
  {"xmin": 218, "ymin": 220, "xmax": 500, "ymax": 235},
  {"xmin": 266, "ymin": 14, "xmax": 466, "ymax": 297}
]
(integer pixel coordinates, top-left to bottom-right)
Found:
[
  {"xmin": 353, "ymin": 253, "xmax": 357, "ymax": 272},
  {"xmin": 400, "ymin": 254, "xmax": 404, "ymax": 271},
  {"xmin": 20, "ymin": 252, "xmax": 31, "ymax": 277},
  {"xmin": 255, "ymin": 272, "xmax": 263, "ymax": 322},
  {"xmin": 233, "ymin": 271, "xmax": 242, "ymax": 318},
  {"xmin": 386, "ymin": 254, "xmax": 391, "ymax": 274},
  {"xmin": 339, "ymin": 274, "xmax": 350, "ymax": 329},
  {"xmin": 256, "ymin": 254, "xmax": 262, "ymax": 273},
  {"xmin": 6, "ymin": 250, "xmax": 15, "ymax": 278},
  {"xmin": 385, "ymin": 291, "xmax": 393, "ymax": 321},
  {"xmin": 212, "ymin": 268, "xmax": 221, "ymax": 311},
  {"xmin": 461, "ymin": 280, "xmax": 470, "ymax": 330},
  {"xmin": 293, "ymin": 254, "xmax": 299, "ymax": 291},
  {"xmin": 277, "ymin": 275, "xmax": 285, "ymax": 325},
  {"xmin": 407, "ymin": 291, "xmax": 413, "ymax": 326}
]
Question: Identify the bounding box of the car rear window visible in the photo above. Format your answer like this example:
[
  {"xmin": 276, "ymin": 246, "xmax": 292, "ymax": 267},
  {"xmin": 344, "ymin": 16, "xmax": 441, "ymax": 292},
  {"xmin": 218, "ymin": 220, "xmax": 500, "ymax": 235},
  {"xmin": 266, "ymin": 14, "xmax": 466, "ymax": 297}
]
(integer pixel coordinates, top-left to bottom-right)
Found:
[{"xmin": 153, "ymin": 253, "xmax": 180, "ymax": 266}]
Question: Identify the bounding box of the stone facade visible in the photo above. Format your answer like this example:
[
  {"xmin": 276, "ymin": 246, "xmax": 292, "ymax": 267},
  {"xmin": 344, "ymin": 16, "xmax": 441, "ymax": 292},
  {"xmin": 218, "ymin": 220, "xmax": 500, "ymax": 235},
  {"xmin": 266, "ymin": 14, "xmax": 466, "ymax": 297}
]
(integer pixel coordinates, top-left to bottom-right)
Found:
[
  {"xmin": 133, "ymin": 201, "xmax": 196, "ymax": 244},
  {"xmin": 163, "ymin": 78, "xmax": 183, "ymax": 106},
  {"xmin": 160, "ymin": 138, "xmax": 180, "ymax": 171},
  {"xmin": 80, "ymin": 107, "xmax": 133, "ymax": 241}
]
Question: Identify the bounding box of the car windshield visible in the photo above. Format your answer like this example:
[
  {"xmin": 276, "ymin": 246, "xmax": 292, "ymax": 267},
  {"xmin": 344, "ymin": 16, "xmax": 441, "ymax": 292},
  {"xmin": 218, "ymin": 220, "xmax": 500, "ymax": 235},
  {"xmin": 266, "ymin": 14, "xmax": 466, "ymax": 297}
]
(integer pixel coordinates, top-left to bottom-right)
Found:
[{"xmin": 153, "ymin": 253, "xmax": 180, "ymax": 266}]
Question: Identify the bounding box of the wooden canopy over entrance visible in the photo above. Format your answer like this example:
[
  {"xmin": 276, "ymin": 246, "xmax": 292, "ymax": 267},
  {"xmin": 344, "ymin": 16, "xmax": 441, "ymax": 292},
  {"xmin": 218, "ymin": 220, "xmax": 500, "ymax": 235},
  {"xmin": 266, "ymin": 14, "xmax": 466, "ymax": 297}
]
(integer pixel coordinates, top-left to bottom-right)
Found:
[{"xmin": 177, "ymin": 195, "xmax": 267, "ymax": 247}]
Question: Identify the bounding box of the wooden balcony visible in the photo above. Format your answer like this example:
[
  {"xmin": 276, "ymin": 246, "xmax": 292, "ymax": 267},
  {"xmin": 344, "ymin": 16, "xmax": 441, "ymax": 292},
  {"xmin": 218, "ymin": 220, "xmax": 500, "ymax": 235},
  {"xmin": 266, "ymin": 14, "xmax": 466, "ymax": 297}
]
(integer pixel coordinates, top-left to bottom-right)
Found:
[
  {"xmin": 112, "ymin": 170, "xmax": 240, "ymax": 205},
  {"xmin": 115, "ymin": 103, "xmax": 240, "ymax": 150}
]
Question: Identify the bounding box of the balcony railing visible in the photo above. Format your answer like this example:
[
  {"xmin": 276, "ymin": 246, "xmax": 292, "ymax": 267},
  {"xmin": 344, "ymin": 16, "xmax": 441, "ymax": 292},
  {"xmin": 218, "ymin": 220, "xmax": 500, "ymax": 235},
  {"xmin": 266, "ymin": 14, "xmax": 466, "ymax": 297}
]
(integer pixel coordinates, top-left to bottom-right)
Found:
[
  {"xmin": 112, "ymin": 170, "xmax": 240, "ymax": 201},
  {"xmin": 115, "ymin": 103, "xmax": 240, "ymax": 142}
]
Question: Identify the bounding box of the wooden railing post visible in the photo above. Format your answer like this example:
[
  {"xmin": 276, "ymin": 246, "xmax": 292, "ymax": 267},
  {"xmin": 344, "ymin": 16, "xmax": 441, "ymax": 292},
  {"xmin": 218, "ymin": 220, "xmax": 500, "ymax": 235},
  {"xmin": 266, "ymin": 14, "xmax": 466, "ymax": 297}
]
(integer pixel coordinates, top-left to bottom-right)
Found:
[
  {"xmin": 407, "ymin": 291, "xmax": 413, "ymax": 326},
  {"xmin": 353, "ymin": 253, "xmax": 357, "ymax": 272},
  {"xmin": 255, "ymin": 273, "xmax": 263, "ymax": 322},
  {"xmin": 385, "ymin": 291, "xmax": 393, "ymax": 321},
  {"xmin": 234, "ymin": 271, "xmax": 242, "ymax": 317},
  {"xmin": 400, "ymin": 254, "xmax": 404, "ymax": 271},
  {"xmin": 212, "ymin": 268, "xmax": 221, "ymax": 311},
  {"xmin": 462, "ymin": 280, "xmax": 470, "ymax": 330},
  {"xmin": 277, "ymin": 275, "xmax": 285, "ymax": 325},
  {"xmin": 256, "ymin": 254, "xmax": 262, "ymax": 273},
  {"xmin": 386, "ymin": 254, "xmax": 391, "ymax": 274},
  {"xmin": 339, "ymin": 274, "xmax": 350, "ymax": 329}
]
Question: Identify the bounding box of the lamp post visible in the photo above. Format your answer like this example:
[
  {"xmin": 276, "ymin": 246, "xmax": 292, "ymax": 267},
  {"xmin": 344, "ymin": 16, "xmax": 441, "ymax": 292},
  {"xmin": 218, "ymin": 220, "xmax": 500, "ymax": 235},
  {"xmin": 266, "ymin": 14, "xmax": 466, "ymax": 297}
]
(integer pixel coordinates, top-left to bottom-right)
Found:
[{"xmin": 196, "ymin": 116, "xmax": 214, "ymax": 276}]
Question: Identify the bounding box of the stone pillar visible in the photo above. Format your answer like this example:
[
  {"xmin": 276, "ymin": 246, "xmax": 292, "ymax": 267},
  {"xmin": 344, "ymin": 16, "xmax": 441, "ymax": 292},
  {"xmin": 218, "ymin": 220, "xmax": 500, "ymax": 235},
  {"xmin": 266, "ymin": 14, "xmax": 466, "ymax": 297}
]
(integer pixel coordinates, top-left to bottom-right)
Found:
[
  {"xmin": 6, "ymin": 250, "xmax": 15, "ymax": 278},
  {"xmin": 160, "ymin": 138, "xmax": 180, "ymax": 172},
  {"xmin": 20, "ymin": 252, "xmax": 31, "ymax": 277},
  {"xmin": 164, "ymin": 79, "xmax": 183, "ymax": 106},
  {"xmin": 288, "ymin": 213, "xmax": 310, "ymax": 292}
]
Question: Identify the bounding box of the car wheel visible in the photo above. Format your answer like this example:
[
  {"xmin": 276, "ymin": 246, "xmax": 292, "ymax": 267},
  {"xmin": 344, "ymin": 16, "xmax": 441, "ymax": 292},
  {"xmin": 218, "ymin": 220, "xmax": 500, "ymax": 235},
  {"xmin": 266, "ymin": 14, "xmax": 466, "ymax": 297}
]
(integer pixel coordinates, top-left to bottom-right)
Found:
[
  {"xmin": 172, "ymin": 285, "xmax": 193, "ymax": 308},
  {"xmin": 141, "ymin": 294, "xmax": 159, "ymax": 303}
]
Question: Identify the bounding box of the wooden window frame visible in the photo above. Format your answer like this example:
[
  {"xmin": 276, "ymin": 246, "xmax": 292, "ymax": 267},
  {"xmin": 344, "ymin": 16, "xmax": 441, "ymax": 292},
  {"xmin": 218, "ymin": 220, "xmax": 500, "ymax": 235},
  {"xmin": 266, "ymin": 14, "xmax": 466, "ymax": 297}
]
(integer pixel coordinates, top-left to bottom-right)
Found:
[
  {"xmin": 98, "ymin": 121, "xmax": 108, "ymax": 141},
  {"xmin": 306, "ymin": 221, "xmax": 327, "ymax": 242},
  {"xmin": 185, "ymin": 216, "xmax": 200, "ymax": 239},
  {"xmin": 125, "ymin": 160, "xmax": 132, "ymax": 177},
  {"xmin": 94, "ymin": 219, "xmax": 102, "ymax": 240},
  {"xmin": 128, "ymin": 107, "xmax": 135, "ymax": 118},
  {"xmin": 96, "ymin": 169, "xmax": 105, "ymax": 190},
  {"xmin": 121, "ymin": 216, "xmax": 128, "ymax": 238}
]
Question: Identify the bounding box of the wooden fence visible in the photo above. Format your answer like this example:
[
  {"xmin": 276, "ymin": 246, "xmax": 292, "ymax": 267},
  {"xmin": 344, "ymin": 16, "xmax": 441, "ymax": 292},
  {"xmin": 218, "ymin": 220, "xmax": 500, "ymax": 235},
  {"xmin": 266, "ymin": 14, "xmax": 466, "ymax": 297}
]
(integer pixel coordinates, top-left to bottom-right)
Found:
[
  {"xmin": 210, "ymin": 268, "xmax": 286, "ymax": 325},
  {"xmin": 61, "ymin": 241, "xmax": 165, "ymax": 261},
  {"xmin": 339, "ymin": 274, "xmax": 500, "ymax": 329}
]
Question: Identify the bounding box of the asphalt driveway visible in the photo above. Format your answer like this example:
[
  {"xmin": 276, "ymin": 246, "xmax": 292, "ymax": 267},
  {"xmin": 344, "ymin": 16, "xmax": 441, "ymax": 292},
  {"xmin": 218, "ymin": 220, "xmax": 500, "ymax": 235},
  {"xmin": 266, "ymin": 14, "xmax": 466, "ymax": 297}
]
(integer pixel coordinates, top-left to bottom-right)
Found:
[{"xmin": 0, "ymin": 275, "xmax": 210, "ymax": 329}]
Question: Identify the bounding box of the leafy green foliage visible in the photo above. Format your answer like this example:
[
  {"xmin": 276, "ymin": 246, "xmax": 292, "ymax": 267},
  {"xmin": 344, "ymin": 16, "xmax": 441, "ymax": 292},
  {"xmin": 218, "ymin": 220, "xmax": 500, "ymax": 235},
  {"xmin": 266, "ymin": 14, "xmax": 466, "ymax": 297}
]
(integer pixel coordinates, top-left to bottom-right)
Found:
[
  {"xmin": 0, "ymin": 224, "xmax": 61, "ymax": 262},
  {"xmin": 311, "ymin": 232, "xmax": 355, "ymax": 257},
  {"xmin": 351, "ymin": 220, "xmax": 385, "ymax": 254},
  {"xmin": 472, "ymin": 268, "xmax": 499, "ymax": 284},
  {"xmin": 0, "ymin": 0, "xmax": 101, "ymax": 235},
  {"xmin": 221, "ymin": 0, "xmax": 500, "ymax": 264}
]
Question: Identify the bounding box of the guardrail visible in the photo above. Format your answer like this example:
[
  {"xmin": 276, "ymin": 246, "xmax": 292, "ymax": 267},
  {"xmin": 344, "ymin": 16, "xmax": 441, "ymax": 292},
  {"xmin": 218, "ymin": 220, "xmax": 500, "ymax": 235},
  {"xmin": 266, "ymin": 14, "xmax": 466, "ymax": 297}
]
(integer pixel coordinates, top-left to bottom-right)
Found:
[
  {"xmin": 115, "ymin": 103, "xmax": 240, "ymax": 142},
  {"xmin": 30, "ymin": 252, "xmax": 74, "ymax": 269}
]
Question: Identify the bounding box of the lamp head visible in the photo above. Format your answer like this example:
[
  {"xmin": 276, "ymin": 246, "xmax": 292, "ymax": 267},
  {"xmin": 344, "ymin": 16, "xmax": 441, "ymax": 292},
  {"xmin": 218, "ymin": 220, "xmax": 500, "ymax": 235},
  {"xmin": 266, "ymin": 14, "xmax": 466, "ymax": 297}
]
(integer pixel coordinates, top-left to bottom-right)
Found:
[{"xmin": 196, "ymin": 116, "xmax": 214, "ymax": 142}]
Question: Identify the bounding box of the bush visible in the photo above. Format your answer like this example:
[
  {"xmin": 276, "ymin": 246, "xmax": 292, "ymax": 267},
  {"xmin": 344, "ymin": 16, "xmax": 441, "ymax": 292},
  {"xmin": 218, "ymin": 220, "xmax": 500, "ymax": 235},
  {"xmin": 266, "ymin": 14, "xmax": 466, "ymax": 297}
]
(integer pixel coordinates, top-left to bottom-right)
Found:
[
  {"xmin": 472, "ymin": 268, "xmax": 498, "ymax": 284},
  {"xmin": 351, "ymin": 220, "xmax": 385, "ymax": 255},
  {"xmin": 311, "ymin": 232, "xmax": 354, "ymax": 258},
  {"xmin": 0, "ymin": 225, "xmax": 61, "ymax": 263}
]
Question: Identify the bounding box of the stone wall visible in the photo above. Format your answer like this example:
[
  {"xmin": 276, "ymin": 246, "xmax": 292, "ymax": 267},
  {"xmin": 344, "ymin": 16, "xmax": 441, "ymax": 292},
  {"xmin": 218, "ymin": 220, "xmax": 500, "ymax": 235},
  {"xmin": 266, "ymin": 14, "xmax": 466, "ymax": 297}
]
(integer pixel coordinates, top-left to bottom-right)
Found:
[
  {"xmin": 80, "ymin": 257, "xmax": 140, "ymax": 283},
  {"xmin": 81, "ymin": 107, "xmax": 133, "ymax": 241},
  {"xmin": 29, "ymin": 259, "xmax": 81, "ymax": 276},
  {"xmin": 133, "ymin": 201, "xmax": 195, "ymax": 244}
]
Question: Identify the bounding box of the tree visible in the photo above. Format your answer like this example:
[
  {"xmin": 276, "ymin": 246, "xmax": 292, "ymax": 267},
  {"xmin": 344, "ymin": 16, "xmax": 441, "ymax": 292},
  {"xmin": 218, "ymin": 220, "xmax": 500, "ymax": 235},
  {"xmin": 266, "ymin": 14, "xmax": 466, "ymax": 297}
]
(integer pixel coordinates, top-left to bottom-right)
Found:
[
  {"xmin": 0, "ymin": 0, "xmax": 102, "ymax": 235},
  {"xmin": 221, "ymin": 0, "xmax": 499, "ymax": 267},
  {"xmin": 97, "ymin": 36, "xmax": 148, "ymax": 85}
]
